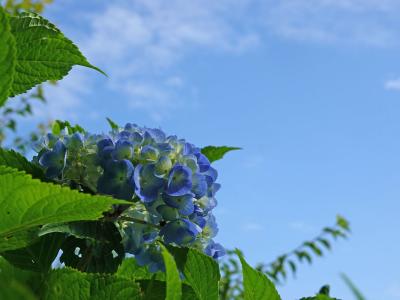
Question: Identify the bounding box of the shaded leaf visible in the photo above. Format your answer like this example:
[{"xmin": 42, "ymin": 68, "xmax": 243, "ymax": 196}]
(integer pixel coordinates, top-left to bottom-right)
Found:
[
  {"xmin": 160, "ymin": 244, "xmax": 182, "ymax": 300},
  {"xmin": 2, "ymin": 232, "xmax": 65, "ymax": 272},
  {"xmin": 106, "ymin": 117, "xmax": 119, "ymax": 131}
]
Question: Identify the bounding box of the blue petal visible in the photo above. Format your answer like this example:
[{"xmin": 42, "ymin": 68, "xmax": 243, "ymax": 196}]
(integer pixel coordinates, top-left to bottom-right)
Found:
[
  {"xmin": 140, "ymin": 145, "xmax": 159, "ymax": 162},
  {"xmin": 160, "ymin": 219, "xmax": 201, "ymax": 245},
  {"xmin": 166, "ymin": 165, "xmax": 192, "ymax": 196},
  {"xmin": 204, "ymin": 240, "xmax": 225, "ymax": 259},
  {"xmin": 192, "ymin": 173, "xmax": 207, "ymax": 198},
  {"xmin": 112, "ymin": 140, "xmax": 134, "ymax": 160},
  {"xmin": 163, "ymin": 193, "xmax": 194, "ymax": 216},
  {"xmin": 195, "ymin": 153, "xmax": 210, "ymax": 172},
  {"xmin": 203, "ymin": 166, "xmax": 218, "ymax": 186},
  {"xmin": 134, "ymin": 164, "xmax": 165, "ymax": 202}
]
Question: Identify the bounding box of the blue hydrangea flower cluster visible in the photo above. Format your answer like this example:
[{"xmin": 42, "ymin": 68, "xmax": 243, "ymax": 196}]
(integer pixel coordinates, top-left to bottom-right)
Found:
[{"xmin": 33, "ymin": 123, "xmax": 225, "ymax": 271}]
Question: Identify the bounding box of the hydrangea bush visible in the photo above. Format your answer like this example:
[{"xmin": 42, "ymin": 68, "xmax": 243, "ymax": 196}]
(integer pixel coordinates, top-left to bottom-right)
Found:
[
  {"xmin": 0, "ymin": 5, "xmax": 350, "ymax": 300},
  {"xmin": 34, "ymin": 124, "xmax": 225, "ymax": 271}
]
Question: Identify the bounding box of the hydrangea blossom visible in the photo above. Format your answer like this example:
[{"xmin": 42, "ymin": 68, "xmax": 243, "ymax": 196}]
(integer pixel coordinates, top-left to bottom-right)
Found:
[{"xmin": 33, "ymin": 123, "xmax": 225, "ymax": 271}]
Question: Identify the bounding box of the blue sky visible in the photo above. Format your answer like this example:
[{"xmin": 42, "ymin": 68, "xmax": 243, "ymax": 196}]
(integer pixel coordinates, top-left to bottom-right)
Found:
[{"xmin": 14, "ymin": 0, "xmax": 400, "ymax": 298}]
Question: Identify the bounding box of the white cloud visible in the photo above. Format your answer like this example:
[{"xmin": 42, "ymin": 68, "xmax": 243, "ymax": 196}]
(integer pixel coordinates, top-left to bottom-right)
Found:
[
  {"xmin": 384, "ymin": 78, "xmax": 400, "ymax": 91},
  {"xmin": 241, "ymin": 222, "xmax": 264, "ymax": 232},
  {"xmin": 263, "ymin": 0, "xmax": 400, "ymax": 46},
  {"xmin": 75, "ymin": 0, "xmax": 260, "ymax": 120},
  {"xmin": 289, "ymin": 221, "xmax": 316, "ymax": 234}
]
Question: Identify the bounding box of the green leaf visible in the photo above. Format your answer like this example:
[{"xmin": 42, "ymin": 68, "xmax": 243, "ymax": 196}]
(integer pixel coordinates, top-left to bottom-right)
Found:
[
  {"xmin": 116, "ymin": 258, "xmax": 154, "ymax": 280},
  {"xmin": 2, "ymin": 232, "xmax": 65, "ymax": 272},
  {"xmin": 237, "ymin": 250, "xmax": 281, "ymax": 300},
  {"xmin": 57, "ymin": 221, "xmax": 125, "ymax": 273},
  {"xmin": 160, "ymin": 244, "xmax": 182, "ymax": 300},
  {"xmin": 52, "ymin": 120, "xmax": 85, "ymax": 134},
  {"xmin": 0, "ymin": 6, "xmax": 16, "ymax": 107},
  {"xmin": 201, "ymin": 146, "xmax": 241, "ymax": 163},
  {"xmin": 106, "ymin": 117, "xmax": 120, "ymax": 131},
  {"xmin": 169, "ymin": 246, "xmax": 220, "ymax": 300},
  {"xmin": 0, "ymin": 148, "xmax": 44, "ymax": 179},
  {"xmin": 336, "ymin": 215, "xmax": 350, "ymax": 232},
  {"xmin": 8, "ymin": 12, "xmax": 105, "ymax": 98},
  {"xmin": 341, "ymin": 274, "xmax": 366, "ymax": 300},
  {"xmin": 0, "ymin": 257, "xmax": 39, "ymax": 300},
  {"xmin": 0, "ymin": 166, "xmax": 130, "ymax": 252},
  {"xmin": 137, "ymin": 279, "xmax": 197, "ymax": 300},
  {"xmin": 43, "ymin": 268, "xmax": 142, "ymax": 300}
]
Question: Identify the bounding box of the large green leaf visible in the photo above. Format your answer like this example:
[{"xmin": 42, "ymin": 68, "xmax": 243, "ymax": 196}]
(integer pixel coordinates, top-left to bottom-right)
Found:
[
  {"xmin": 0, "ymin": 148, "xmax": 44, "ymax": 179},
  {"xmin": 160, "ymin": 244, "xmax": 182, "ymax": 300},
  {"xmin": 43, "ymin": 268, "xmax": 142, "ymax": 300},
  {"xmin": 201, "ymin": 146, "xmax": 241, "ymax": 163},
  {"xmin": 0, "ymin": 6, "xmax": 16, "ymax": 107},
  {"xmin": 237, "ymin": 251, "xmax": 281, "ymax": 300},
  {"xmin": 170, "ymin": 246, "xmax": 220, "ymax": 300},
  {"xmin": 8, "ymin": 12, "xmax": 104, "ymax": 98},
  {"xmin": 0, "ymin": 166, "xmax": 130, "ymax": 251}
]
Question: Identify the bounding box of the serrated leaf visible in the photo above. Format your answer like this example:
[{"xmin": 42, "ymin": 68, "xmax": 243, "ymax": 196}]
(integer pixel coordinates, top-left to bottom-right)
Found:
[
  {"xmin": 2, "ymin": 232, "xmax": 65, "ymax": 272},
  {"xmin": 0, "ymin": 6, "xmax": 16, "ymax": 107},
  {"xmin": 201, "ymin": 146, "xmax": 241, "ymax": 163},
  {"xmin": 169, "ymin": 246, "xmax": 220, "ymax": 300},
  {"xmin": 160, "ymin": 244, "xmax": 182, "ymax": 300},
  {"xmin": 0, "ymin": 166, "xmax": 130, "ymax": 251},
  {"xmin": 106, "ymin": 117, "xmax": 119, "ymax": 131},
  {"xmin": 43, "ymin": 268, "xmax": 142, "ymax": 300},
  {"xmin": 0, "ymin": 148, "xmax": 44, "ymax": 179},
  {"xmin": 8, "ymin": 12, "xmax": 105, "ymax": 98},
  {"xmin": 237, "ymin": 251, "xmax": 281, "ymax": 300}
]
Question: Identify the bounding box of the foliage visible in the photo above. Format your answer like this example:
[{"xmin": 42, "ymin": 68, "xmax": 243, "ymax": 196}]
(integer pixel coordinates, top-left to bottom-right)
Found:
[
  {"xmin": 0, "ymin": 4, "xmax": 358, "ymax": 300},
  {"xmin": 0, "ymin": 0, "xmax": 53, "ymax": 153}
]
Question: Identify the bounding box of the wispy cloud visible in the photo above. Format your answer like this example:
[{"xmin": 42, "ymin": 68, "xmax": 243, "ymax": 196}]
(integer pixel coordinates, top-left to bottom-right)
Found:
[
  {"xmin": 241, "ymin": 222, "xmax": 265, "ymax": 232},
  {"xmin": 263, "ymin": 0, "xmax": 400, "ymax": 46},
  {"xmin": 384, "ymin": 78, "xmax": 400, "ymax": 91},
  {"xmin": 76, "ymin": 0, "xmax": 260, "ymax": 120}
]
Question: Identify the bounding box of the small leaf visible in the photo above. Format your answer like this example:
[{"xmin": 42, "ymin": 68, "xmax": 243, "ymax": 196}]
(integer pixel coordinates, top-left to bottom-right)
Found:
[
  {"xmin": 336, "ymin": 215, "xmax": 350, "ymax": 232},
  {"xmin": 304, "ymin": 242, "xmax": 323, "ymax": 257},
  {"xmin": 201, "ymin": 146, "xmax": 241, "ymax": 163},
  {"xmin": 237, "ymin": 250, "xmax": 281, "ymax": 300},
  {"xmin": 317, "ymin": 238, "xmax": 331, "ymax": 250},
  {"xmin": 295, "ymin": 251, "xmax": 312, "ymax": 264},
  {"xmin": 160, "ymin": 244, "xmax": 182, "ymax": 300},
  {"xmin": 106, "ymin": 117, "xmax": 120, "ymax": 131}
]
